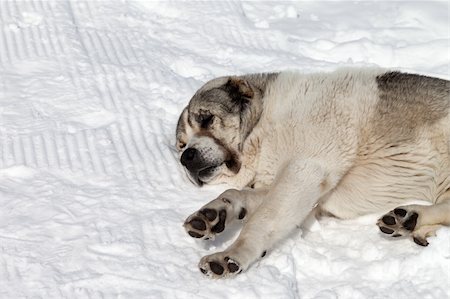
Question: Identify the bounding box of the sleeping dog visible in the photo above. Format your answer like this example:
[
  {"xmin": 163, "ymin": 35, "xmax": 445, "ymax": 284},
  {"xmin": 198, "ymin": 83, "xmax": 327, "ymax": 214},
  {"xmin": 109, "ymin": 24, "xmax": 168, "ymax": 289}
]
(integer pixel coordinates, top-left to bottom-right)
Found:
[{"xmin": 175, "ymin": 68, "xmax": 450, "ymax": 278}]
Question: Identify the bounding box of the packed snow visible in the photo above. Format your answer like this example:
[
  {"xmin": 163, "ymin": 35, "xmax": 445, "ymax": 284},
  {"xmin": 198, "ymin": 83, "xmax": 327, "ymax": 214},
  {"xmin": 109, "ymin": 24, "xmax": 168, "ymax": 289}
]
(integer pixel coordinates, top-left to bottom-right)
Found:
[{"xmin": 0, "ymin": 1, "xmax": 449, "ymax": 298}]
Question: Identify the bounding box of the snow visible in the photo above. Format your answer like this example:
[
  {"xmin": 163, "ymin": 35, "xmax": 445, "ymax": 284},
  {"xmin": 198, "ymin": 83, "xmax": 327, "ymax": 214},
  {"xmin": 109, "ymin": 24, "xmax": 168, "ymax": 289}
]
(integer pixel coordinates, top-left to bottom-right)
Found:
[{"xmin": 0, "ymin": 1, "xmax": 448, "ymax": 298}]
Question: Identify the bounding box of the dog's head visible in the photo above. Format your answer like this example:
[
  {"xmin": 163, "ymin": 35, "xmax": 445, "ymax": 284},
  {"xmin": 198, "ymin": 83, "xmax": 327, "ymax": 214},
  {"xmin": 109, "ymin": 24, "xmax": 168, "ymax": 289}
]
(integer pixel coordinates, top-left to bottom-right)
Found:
[{"xmin": 175, "ymin": 75, "xmax": 272, "ymax": 186}]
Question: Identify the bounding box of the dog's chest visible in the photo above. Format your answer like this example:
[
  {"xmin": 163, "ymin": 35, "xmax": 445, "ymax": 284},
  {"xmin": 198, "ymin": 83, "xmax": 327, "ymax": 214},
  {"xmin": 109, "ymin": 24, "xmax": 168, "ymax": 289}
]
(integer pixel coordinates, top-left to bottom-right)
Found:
[{"xmin": 250, "ymin": 129, "xmax": 295, "ymax": 188}]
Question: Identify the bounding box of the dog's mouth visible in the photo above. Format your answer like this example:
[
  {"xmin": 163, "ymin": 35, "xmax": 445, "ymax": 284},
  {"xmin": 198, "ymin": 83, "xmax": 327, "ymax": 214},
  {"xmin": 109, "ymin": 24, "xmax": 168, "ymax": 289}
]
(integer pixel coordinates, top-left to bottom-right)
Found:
[
  {"xmin": 194, "ymin": 164, "xmax": 223, "ymax": 186},
  {"xmin": 198, "ymin": 165, "xmax": 219, "ymax": 179},
  {"xmin": 187, "ymin": 158, "xmax": 239, "ymax": 187}
]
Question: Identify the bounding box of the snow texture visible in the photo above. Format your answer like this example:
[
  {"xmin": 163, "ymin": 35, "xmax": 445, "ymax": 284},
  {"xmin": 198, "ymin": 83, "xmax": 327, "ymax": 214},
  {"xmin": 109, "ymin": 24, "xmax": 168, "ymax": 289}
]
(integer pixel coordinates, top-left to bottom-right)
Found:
[{"xmin": 0, "ymin": 1, "xmax": 449, "ymax": 298}]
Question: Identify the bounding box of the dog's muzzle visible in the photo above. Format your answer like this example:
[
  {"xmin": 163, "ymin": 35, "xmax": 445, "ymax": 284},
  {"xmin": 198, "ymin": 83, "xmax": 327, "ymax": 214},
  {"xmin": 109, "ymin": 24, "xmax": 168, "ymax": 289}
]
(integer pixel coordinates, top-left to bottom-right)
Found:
[{"xmin": 180, "ymin": 147, "xmax": 222, "ymax": 185}]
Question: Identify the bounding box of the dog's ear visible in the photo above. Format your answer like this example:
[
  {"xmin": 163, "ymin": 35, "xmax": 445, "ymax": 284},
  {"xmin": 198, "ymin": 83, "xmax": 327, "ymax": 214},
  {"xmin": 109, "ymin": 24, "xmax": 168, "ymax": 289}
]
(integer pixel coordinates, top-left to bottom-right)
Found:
[
  {"xmin": 225, "ymin": 77, "xmax": 255, "ymax": 101},
  {"xmin": 224, "ymin": 77, "xmax": 263, "ymax": 151}
]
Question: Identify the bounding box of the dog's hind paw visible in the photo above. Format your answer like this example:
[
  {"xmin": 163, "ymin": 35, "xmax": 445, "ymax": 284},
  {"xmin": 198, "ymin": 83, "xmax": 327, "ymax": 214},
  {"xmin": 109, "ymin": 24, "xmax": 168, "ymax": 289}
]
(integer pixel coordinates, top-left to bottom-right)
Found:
[{"xmin": 377, "ymin": 207, "xmax": 420, "ymax": 239}]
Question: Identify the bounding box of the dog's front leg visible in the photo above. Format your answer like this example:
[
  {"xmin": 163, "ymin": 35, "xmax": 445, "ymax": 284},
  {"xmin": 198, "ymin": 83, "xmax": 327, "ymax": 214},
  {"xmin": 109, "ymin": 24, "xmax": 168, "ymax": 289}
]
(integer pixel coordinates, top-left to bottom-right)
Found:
[{"xmin": 198, "ymin": 159, "xmax": 329, "ymax": 278}]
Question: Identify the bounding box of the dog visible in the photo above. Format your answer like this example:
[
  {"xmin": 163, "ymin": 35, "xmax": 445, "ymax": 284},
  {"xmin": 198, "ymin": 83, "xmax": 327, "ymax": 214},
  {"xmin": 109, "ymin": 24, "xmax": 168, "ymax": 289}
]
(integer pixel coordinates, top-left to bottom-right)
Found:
[{"xmin": 175, "ymin": 68, "xmax": 450, "ymax": 278}]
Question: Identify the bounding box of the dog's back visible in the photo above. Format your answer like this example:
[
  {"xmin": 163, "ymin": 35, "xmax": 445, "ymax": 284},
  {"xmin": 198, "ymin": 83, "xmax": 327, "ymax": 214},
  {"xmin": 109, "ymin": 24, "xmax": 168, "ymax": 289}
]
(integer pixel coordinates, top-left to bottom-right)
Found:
[{"xmin": 278, "ymin": 70, "xmax": 450, "ymax": 218}]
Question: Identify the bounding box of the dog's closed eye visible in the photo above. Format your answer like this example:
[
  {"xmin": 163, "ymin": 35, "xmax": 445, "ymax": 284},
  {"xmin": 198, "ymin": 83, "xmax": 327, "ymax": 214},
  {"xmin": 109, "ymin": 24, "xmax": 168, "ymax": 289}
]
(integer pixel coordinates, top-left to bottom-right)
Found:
[
  {"xmin": 176, "ymin": 142, "xmax": 186, "ymax": 151},
  {"xmin": 199, "ymin": 114, "xmax": 214, "ymax": 129}
]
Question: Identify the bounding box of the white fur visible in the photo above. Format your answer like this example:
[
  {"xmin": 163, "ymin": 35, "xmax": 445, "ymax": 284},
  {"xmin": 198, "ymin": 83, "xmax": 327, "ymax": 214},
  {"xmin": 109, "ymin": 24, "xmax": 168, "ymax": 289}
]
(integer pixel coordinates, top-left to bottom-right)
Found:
[{"xmin": 182, "ymin": 68, "xmax": 450, "ymax": 278}]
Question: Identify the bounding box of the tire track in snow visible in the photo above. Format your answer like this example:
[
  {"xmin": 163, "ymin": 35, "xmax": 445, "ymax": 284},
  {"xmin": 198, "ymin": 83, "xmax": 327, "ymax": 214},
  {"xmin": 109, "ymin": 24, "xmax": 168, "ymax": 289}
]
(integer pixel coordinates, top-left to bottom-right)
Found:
[
  {"xmin": 0, "ymin": 28, "xmax": 10, "ymax": 64},
  {"xmin": 21, "ymin": 135, "xmax": 37, "ymax": 167},
  {"xmin": 12, "ymin": 136, "xmax": 25, "ymax": 165},
  {"xmin": 42, "ymin": 131, "xmax": 58, "ymax": 168},
  {"xmin": 0, "ymin": 0, "xmax": 184, "ymax": 183},
  {"xmin": 45, "ymin": 1, "xmax": 118, "ymax": 177},
  {"xmin": 0, "ymin": 135, "xmax": 14, "ymax": 168},
  {"xmin": 64, "ymin": 134, "xmax": 83, "ymax": 172},
  {"xmin": 74, "ymin": 130, "xmax": 95, "ymax": 173},
  {"xmin": 0, "ymin": 1, "xmax": 84, "ymax": 174},
  {"xmin": 0, "ymin": 1, "xmax": 121, "ymax": 178},
  {"xmin": 2, "ymin": 2, "xmax": 20, "ymax": 62},
  {"xmin": 31, "ymin": 134, "xmax": 47, "ymax": 167},
  {"xmin": 0, "ymin": 2, "xmax": 12, "ymax": 64},
  {"xmin": 54, "ymin": 133, "xmax": 71, "ymax": 170},
  {"xmin": 2, "ymin": 26, "xmax": 18, "ymax": 62},
  {"xmin": 83, "ymin": 130, "xmax": 106, "ymax": 174},
  {"xmin": 0, "ymin": 0, "xmax": 250, "ymax": 180},
  {"xmin": 11, "ymin": 1, "xmax": 31, "ymax": 60},
  {"xmin": 63, "ymin": 1, "xmax": 144, "ymax": 183},
  {"xmin": 67, "ymin": 0, "xmax": 182, "ymax": 186}
]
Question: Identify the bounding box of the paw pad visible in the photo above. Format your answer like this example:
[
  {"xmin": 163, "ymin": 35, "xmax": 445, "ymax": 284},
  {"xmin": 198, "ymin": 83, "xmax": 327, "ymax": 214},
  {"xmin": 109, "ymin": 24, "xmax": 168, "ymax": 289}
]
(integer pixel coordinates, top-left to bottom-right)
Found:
[
  {"xmin": 188, "ymin": 231, "xmax": 204, "ymax": 238},
  {"xmin": 381, "ymin": 215, "xmax": 396, "ymax": 225},
  {"xmin": 209, "ymin": 261, "xmax": 224, "ymax": 275},
  {"xmin": 185, "ymin": 208, "xmax": 227, "ymax": 240},
  {"xmin": 227, "ymin": 262, "xmax": 240, "ymax": 273},
  {"xmin": 210, "ymin": 209, "xmax": 227, "ymax": 233},
  {"xmin": 189, "ymin": 219, "xmax": 206, "ymax": 231},
  {"xmin": 402, "ymin": 212, "xmax": 418, "ymax": 231},
  {"xmin": 394, "ymin": 208, "xmax": 407, "ymax": 217},
  {"xmin": 377, "ymin": 208, "xmax": 420, "ymax": 241},
  {"xmin": 379, "ymin": 227, "xmax": 394, "ymax": 234},
  {"xmin": 200, "ymin": 208, "xmax": 217, "ymax": 221},
  {"xmin": 238, "ymin": 208, "xmax": 247, "ymax": 220},
  {"xmin": 199, "ymin": 255, "xmax": 242, "ymax": 278}
]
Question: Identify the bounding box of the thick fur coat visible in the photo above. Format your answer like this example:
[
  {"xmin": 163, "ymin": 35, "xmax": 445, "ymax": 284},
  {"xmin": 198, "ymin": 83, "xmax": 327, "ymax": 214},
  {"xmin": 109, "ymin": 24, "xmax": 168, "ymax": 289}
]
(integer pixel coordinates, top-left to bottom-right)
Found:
[{"xmin": 176, "ymin": 68, "xmax": 450, "ymax": 278}]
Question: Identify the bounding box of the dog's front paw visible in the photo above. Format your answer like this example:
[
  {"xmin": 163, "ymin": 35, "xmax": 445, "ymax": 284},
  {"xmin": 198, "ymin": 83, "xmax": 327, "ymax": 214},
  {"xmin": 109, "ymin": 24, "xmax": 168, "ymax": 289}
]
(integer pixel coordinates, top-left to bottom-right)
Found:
[
  {"xmin": 198, "ymin": 253, "xmax": 242, "ymax": 279},
  {"xmin": 377, "ymin": 207, "xmax": 419, "ymax": 238},
  {"xmin": 184, "ymin": 208, "xmax": 227, "ymax": 240}
]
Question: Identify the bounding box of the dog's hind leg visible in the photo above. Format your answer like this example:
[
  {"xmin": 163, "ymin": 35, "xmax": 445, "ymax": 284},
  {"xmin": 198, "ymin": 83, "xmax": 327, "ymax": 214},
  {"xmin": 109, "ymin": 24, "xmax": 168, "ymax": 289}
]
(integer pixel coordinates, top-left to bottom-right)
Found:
[
  {"xmin": 184, "ymin": 188, "xmax": 268, "ymax": 240},
  {"xmin": 197, "ymin": 160, "xmax": 330, "ymax": 278},
  {"xmin": 377, "ymin": 198, "xmax": 450, "ymax": 245}
]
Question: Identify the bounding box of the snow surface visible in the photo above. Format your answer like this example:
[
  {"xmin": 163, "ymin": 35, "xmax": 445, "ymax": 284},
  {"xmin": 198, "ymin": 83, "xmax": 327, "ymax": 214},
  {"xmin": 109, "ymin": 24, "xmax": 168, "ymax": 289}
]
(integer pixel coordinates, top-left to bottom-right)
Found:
[{"xmin": 0, "ymin": 1, "xmax": 449, "ymax": 298}]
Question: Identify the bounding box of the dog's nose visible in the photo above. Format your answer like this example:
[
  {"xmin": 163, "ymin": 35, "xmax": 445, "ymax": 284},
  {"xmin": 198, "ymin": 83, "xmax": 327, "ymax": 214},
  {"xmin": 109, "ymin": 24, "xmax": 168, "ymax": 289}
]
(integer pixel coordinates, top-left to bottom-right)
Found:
[{"xmin": 180, "ymin": 148, "xmax": 198, "ymax": 167}]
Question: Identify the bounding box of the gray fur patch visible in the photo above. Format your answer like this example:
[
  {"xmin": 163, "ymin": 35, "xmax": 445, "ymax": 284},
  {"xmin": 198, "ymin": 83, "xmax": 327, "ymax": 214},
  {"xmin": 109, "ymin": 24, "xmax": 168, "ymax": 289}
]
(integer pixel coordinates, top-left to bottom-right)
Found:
[
  {"xmin": 189, "ymin": 72, "xmax": 278, "ymax": 115},
  {"xmin": 175, "ymin": 72, "xmax": 278, "ymax": 182},
  {"xmin": 187, "ymin": 72, "xmax": 278, "ymax": 148},
  {"xmin": 240, "ymin": 73, "xmax": 279, "ymax": 94},
  {"xmin": 375, "ymin": 71, "xmax": 450, "ymax": 139}
]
